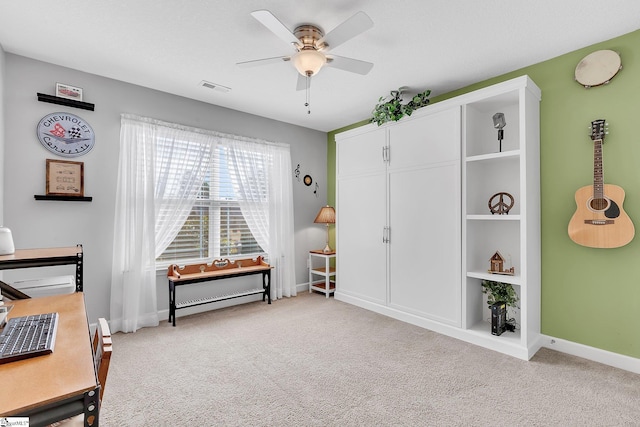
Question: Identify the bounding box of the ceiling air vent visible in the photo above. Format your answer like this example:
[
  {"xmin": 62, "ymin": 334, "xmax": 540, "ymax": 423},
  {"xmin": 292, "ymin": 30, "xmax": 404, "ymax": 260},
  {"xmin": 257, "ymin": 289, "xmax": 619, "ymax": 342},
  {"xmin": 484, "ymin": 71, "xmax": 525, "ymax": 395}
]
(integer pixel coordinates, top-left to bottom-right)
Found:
[{"xmin": 199, "ymin": 80, "xmax": 231, "ymax": 93}]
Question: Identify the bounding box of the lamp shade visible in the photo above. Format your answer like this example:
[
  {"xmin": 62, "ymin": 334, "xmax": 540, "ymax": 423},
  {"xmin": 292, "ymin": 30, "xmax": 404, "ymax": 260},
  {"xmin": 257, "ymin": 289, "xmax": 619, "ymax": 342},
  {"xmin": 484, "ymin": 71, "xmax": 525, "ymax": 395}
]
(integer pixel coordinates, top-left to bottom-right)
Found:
[
  {"xmin": 0, "ymin": 226, "xmax": 15, "ymax": 255},
  {"xmin": 292, "ymin": 49, "xmax": 326, "ymax": 76},
  {"xmin": 314, "ymin": 205, "xmax": 335, "ymax": 224},
  {"xmin": 314, "ymin": 206, "xmax": 335, "ymax": 253}
]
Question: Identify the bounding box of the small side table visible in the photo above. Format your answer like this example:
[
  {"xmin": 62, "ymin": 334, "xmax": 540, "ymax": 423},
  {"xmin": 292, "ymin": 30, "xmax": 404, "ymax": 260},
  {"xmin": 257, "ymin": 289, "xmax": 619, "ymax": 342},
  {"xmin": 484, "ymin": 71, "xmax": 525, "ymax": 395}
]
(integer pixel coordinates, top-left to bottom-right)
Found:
[{"xmin": 308, "ymin": 250, "xmax": 336, "ymax": 298}]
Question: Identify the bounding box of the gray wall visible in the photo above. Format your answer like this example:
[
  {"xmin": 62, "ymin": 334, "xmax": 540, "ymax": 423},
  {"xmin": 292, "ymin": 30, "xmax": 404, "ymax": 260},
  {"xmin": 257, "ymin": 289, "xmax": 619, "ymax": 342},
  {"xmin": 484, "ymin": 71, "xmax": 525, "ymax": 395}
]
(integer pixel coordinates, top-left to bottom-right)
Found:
[{"xmin": 2, "ymin": 53, "xmax": 328, "ymax": 323}]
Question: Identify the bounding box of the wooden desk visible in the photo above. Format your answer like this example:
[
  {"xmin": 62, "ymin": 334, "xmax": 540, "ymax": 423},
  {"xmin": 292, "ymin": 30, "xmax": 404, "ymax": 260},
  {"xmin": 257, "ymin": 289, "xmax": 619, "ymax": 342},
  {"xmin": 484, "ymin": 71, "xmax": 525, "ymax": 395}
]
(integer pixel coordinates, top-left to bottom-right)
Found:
[
  {"xmin": 0, "ymin": 245, "xmax": 84, "ymax": 292},
  {"xmin": 0, "ymin": 293, "xmax": 99, "ymax": 426},
  {"xmin": 168, "ymin": 256, "xmax": 272, "ymax": 326}
]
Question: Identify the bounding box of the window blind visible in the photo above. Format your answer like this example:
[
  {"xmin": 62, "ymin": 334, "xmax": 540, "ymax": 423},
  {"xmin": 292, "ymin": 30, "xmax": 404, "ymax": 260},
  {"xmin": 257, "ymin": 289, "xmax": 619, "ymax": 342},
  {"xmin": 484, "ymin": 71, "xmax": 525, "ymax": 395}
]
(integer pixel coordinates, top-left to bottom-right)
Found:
[{"xmin": 156, "ymin": 143, "xmax": 265, "ymax": 265}]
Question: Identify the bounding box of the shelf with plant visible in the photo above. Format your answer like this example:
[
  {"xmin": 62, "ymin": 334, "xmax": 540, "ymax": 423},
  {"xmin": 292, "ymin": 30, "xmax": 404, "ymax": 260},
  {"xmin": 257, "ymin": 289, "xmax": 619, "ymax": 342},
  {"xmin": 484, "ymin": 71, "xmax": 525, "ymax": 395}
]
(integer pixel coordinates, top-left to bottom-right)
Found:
[
  {"xmin": 481, "ymin": 279, "xmax": 520, "ymax": 332},
  {"xmin": 467, "ymin": 271, "xmax": 522, "ymax": 286}
]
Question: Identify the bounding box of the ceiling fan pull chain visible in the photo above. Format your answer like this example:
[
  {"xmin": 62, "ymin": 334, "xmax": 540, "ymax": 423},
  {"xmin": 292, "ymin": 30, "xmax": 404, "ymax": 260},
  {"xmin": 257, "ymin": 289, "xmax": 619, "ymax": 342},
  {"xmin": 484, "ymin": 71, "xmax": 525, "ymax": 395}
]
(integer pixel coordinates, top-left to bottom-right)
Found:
[{"xmin": 305, "ymin": 72, "xmax": 311, "ymax": 114}]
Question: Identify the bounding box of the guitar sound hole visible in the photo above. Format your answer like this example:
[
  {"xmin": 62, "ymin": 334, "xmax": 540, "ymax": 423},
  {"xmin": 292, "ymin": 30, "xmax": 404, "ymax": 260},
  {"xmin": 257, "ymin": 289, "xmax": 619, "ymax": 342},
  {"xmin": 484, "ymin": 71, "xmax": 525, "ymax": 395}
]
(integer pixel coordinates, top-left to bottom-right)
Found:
[{"xmin": 590, "ymin": 198, "xmax": 609, "ymax": 211}]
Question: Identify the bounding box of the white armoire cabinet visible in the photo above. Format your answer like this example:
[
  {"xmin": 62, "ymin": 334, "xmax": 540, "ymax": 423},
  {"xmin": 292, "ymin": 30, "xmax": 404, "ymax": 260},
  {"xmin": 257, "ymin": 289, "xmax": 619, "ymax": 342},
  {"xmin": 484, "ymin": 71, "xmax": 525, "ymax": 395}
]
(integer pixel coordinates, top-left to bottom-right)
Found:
[
  {"xmin": 337, "ymin": 105, "xmax": 461, "ymax": 326},
  {"xmin": 336, "ymin": 126, "xmax": 387, "ymax": 305},
  {"xmin": 336, "ymin": 75, "xmax": 541, "ymax": 360}
]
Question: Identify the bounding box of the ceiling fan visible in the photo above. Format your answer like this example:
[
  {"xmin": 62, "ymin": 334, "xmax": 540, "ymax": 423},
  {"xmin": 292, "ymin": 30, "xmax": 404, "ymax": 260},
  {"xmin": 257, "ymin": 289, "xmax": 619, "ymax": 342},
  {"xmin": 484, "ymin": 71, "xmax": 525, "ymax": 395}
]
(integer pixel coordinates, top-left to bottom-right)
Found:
[{"xmin": 237, "ymin": 10, "xmax": 374, "ymax": 112}]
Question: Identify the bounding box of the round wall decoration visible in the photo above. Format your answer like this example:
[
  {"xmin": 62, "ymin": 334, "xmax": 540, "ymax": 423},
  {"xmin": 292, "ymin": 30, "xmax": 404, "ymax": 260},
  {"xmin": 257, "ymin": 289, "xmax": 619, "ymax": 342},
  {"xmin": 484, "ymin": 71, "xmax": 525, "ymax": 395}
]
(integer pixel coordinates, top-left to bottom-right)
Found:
[
  {"xmin": 37, "ymin": 112, "xmax": 95, "ymax": 157},
  {"xmin": 574, "ymin": 49, "xmax": 622, "ymax": 88},
  {"xmin": 303, "ymin": 175, "xmax": 313, "ymax": 186}
]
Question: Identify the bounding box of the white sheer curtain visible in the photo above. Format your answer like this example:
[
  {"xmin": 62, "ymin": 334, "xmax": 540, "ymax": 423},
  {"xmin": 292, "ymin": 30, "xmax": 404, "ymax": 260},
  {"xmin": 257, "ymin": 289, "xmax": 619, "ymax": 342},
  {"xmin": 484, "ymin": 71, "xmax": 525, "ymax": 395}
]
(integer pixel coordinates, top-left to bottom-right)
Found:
[
  {"xmin": 226, "ymin": 139, "xmax": 297, "ymax": 299},
  {"xmin": 111, "ymin": 114, "xmax": 211, "ymax": 333},
  {"xmin": 111, "ymin": 114, "xmax": 296, "ymax": 333},
  {"xmin": 267, "ymin": 147, "xmax": 297, "ymax": 299},
  {"xmin": 153, "ymin": 124, "xmax": 212, "ymax": 252}
]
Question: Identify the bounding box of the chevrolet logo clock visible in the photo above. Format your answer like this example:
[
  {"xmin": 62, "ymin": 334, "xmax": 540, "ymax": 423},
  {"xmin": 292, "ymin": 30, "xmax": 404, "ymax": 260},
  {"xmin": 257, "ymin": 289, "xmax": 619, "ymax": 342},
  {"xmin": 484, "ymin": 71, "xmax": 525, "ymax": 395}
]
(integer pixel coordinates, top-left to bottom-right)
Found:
[{"xmin": 37, "ymin": 112, "xmax": 95, "ymax": 157}]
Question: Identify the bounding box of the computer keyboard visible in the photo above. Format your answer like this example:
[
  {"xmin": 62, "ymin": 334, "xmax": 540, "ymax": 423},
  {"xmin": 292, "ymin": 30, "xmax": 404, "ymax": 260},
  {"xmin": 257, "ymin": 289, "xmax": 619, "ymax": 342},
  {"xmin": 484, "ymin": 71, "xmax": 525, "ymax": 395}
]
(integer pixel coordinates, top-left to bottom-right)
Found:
[{"xmin": 0, "ymin": 312, "xmax": 58, "ymax": 364}]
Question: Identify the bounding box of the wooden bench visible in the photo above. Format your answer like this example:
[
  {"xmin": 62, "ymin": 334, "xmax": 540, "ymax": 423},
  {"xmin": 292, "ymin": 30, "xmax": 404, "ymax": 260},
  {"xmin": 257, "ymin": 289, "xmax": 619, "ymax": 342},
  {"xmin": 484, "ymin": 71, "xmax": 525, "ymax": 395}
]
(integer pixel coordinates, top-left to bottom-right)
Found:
[{"xmin": 167, "ymin": 256, "xmax": 272, "ymax": 326}]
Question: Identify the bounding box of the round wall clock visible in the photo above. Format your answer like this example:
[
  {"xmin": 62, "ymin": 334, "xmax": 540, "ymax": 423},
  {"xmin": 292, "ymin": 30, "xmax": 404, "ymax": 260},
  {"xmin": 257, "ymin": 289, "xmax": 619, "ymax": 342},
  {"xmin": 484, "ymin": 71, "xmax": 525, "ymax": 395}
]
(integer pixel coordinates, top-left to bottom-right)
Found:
[{"xmin": 37, "ymin": 112, "xmax": 95, "ymax": 157}]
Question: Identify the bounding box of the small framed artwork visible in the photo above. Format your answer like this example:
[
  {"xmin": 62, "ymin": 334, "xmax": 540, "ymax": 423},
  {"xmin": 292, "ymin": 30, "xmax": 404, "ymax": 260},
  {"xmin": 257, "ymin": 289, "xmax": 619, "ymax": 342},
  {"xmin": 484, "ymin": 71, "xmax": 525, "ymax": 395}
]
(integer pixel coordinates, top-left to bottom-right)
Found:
[
  {"xmin": 55, "ymin": 83, "xmax": 83, "ymax": 101},
  {"xmin": 46, "ymin": 159, "xmax": 84, "ymax": 196}
]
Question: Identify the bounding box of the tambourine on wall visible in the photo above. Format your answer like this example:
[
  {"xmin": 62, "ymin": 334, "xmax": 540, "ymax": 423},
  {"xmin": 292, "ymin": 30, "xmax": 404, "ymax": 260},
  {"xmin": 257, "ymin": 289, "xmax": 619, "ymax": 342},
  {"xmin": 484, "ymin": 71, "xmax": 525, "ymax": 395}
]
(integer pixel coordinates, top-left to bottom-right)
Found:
[{"xmin": 574, "ymin": 49, "xmax": 622, "ymax": 88}]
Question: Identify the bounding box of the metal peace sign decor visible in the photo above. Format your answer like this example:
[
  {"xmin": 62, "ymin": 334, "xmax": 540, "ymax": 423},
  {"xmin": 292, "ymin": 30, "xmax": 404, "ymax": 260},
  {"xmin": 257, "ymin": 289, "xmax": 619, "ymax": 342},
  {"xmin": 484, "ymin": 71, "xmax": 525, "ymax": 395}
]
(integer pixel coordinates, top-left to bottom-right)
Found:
[
  {"xmin": 488, "ymin": 192, "xmax": 515, "ymax": 215},
  {"xmin": 37, "ymin": 112, "xmax": 95, "ymax": 157}
]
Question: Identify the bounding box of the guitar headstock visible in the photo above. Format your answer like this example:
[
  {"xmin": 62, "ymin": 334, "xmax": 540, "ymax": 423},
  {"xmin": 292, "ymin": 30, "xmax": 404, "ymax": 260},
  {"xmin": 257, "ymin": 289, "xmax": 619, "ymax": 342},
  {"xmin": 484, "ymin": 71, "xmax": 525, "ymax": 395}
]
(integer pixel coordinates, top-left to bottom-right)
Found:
[{"xmin": 590, "ymin": 119, "xmax": 608, "ymax": 142}]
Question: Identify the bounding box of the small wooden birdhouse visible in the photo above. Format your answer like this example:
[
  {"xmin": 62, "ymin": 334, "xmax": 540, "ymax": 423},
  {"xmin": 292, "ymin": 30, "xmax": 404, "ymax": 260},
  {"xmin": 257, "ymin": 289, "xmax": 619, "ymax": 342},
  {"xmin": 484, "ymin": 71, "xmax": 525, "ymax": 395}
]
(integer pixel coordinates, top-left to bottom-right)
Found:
[
  {"xmin": 489, "ymin": 251, "xmax": 505, "ymax": 273},
  {"xmin": 488, "ymin": 251, "xmax": 515, "ymax": 275}
]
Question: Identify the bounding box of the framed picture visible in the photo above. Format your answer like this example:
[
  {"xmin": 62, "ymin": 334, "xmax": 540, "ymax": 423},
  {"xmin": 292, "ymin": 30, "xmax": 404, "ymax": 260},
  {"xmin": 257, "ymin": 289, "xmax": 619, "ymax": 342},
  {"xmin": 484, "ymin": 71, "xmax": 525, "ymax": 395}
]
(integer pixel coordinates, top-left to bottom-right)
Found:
[
  {"xmin": 46, "ymin": 159, "xmax": 84, "ymax": 196},
  {"xmin": 55, "ymin": 83, "xmax": 83, "ymax": 101}
]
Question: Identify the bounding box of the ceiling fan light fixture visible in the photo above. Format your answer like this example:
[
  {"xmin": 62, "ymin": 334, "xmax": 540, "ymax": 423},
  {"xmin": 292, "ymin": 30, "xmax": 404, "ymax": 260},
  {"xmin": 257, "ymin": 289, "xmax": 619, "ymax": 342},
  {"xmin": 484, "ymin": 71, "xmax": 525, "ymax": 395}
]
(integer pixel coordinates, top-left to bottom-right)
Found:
[{"xmin": 292, "ymin": 49, "xmax": 326, "ymax": 76}]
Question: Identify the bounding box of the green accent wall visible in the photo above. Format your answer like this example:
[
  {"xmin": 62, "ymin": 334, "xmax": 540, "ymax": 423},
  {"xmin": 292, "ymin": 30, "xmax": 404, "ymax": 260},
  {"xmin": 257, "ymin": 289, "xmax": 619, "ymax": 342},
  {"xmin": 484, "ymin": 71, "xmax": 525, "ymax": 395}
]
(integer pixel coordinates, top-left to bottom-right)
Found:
[{"xmin": 328, "ymin": 29, "xmax": 640, "ymax": 359}]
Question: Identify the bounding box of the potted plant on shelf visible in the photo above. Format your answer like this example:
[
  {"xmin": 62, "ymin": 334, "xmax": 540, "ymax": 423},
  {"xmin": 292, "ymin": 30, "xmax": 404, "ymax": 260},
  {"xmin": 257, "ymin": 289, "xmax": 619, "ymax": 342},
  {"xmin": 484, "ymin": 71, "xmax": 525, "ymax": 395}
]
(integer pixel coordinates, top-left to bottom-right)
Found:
[
  {"xmin": 370, "ymin": 87, "xmax": 431, "ymax": 126},
  {"xmin": 482, "ymin": 279, "xmax": 519, "ymax": 331}
]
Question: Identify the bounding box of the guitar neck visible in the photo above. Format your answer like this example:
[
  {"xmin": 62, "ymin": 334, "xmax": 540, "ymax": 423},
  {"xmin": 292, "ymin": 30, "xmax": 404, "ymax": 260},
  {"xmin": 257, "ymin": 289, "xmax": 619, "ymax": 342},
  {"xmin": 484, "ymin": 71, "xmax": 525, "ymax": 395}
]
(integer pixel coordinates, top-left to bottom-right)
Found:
[{"xmin": 593, "ymin": 138, "xmax": 604, "ymax": 199}]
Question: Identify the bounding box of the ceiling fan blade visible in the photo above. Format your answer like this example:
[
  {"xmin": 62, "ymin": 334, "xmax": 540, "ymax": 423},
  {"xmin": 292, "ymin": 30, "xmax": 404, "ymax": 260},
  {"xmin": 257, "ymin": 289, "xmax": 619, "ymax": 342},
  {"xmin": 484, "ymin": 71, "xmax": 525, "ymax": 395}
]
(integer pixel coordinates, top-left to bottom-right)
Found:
[
  {"xmin": 236, "ymin": 56, "xmax": 291, "ymax": 68},
  {"xmin": 318, "ymin": 11, "xmax": 373, "ymax": 50},
  {"xmin": 251, "ymin": 10, "xmax": 301, "ymax": 49},
  {"xmin": 296, "ymin": 73, "xmax": 307, "ymax": 91},
  {"xmin": 326, "ymin": 55, "xmax": 374, "ymax": 75}
]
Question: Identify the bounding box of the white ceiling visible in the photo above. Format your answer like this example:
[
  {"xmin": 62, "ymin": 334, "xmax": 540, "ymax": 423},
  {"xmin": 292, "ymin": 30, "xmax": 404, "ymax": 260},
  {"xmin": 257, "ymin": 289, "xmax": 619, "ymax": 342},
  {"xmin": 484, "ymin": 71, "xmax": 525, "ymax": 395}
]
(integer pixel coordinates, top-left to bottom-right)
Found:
[{"xmin": 1, "ymin": 1, "xmax": 640, "ymax": 132}]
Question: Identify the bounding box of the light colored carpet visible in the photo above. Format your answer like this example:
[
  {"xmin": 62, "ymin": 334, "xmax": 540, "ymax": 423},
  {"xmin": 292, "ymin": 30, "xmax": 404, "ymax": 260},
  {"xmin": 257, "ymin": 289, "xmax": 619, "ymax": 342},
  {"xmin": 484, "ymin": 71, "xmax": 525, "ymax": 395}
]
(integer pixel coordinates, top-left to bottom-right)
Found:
[{"xmin": 101, "ymin": 292, "xmax": 640, "ymax": 426}]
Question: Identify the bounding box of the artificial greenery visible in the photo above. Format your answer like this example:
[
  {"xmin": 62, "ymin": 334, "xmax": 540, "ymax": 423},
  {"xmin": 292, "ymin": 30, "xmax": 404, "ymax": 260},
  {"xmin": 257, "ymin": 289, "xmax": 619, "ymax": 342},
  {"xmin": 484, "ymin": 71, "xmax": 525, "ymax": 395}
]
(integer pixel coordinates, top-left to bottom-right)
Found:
[
  {"xmin": 370, "ymin": 88, "xmax": 431, "ymax": 126},
  {"xmin": 482, "ymin": 279, "xmax": 520, "ymax": 331},
  {"xmin": 481, "ymin": 280, "xmax": 519, "ymax": 309}
]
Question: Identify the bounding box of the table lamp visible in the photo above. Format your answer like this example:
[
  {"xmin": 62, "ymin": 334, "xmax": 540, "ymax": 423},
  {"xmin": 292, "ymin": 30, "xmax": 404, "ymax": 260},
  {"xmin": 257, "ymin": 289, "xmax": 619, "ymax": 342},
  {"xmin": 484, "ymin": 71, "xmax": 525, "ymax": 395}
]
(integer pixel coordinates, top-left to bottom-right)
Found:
[{"xmin": 314, "ymin": 205, "xmax": 335, "ymax": 253}]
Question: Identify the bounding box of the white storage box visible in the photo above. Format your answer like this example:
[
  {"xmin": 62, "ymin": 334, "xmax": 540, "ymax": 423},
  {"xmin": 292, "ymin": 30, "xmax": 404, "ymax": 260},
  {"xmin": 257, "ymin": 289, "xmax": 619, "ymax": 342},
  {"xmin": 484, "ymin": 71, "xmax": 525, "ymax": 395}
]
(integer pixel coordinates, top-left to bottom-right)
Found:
[
  {"xmin": 10, "ymin": 275, "xmax": 75, "ymax": 298},
  {"xmin": 0, "ymin": 227, "xmax": 14, "ymax": 255}
]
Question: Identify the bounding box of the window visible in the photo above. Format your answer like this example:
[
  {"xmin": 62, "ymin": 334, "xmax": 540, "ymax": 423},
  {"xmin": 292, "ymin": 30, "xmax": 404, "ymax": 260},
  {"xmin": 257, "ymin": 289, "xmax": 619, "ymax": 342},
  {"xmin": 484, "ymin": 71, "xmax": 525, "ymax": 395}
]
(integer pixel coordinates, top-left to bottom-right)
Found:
[
  {"xmin": 156, "ymin": 143, "xmax": 266, "ymax": 266},
  {"xmin": 113, "ymin": 114, "xmax": 296, "ymax": 331}
]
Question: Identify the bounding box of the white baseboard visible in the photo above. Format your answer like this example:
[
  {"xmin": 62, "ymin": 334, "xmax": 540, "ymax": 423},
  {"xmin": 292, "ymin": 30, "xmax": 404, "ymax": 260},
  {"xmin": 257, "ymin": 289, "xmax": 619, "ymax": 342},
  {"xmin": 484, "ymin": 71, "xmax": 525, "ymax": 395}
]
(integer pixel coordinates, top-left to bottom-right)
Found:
[
  {"xmin": 296, "ymin": 282, "xmax": 310, "ymax": 294},
  {"xmin": 540, "ymin": 335, "xmax": 640, "ymax": 374},
  {"xmin": 335, "ymin": 293, "xmax": 640, "ymax": 373},
  {"xmin": 336, "ymin": 291, "xmax": 534, "ymax": 360}
]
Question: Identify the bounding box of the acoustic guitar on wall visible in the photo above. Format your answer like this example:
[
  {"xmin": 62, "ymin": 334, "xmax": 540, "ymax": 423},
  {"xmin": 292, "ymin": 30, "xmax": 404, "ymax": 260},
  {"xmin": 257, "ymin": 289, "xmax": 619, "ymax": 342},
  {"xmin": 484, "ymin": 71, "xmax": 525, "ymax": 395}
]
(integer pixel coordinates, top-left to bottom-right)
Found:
[{"xmin": 568, "ymin": 119, "xmax": 634, "ymax": 248}]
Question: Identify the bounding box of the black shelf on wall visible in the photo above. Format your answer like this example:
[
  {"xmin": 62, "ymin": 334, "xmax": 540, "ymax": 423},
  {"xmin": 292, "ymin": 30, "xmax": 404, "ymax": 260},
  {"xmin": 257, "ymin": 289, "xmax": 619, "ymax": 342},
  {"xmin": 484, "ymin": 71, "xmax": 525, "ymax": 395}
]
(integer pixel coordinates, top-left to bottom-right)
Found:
[
  {"xmin": 37, "ymin": 93, "xmax": 95, "ymax": 111},
  {"xmin": 34, "ymin": 195, "xmax": 93, "ymax": 202}
]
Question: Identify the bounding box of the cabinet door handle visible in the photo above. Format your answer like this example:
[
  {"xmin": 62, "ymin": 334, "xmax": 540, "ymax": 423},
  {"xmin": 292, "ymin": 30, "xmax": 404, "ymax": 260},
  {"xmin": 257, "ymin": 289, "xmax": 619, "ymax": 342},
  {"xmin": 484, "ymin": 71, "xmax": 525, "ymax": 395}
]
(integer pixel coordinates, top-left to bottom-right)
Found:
[
  {"xmin": 381, "ymin": 146, "xmax": 390, "ymax": 163},
  {"xmin": 382, "ymin": 226, "xmax": 390, "ymax": 243}
]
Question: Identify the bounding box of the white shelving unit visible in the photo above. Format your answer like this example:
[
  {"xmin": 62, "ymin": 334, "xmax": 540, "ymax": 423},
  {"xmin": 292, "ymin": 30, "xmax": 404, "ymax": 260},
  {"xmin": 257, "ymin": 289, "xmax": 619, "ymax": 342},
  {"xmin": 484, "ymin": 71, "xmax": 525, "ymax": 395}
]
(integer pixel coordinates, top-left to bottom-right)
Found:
[
  {"xmin": 461, "ymin": 76, "xmax": 541, "ymax": 359},
  {"xmin": 308, "ymin": 250, "xmax": 336, "ymax": 298}
]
